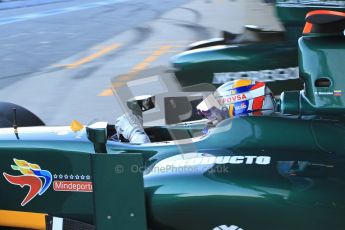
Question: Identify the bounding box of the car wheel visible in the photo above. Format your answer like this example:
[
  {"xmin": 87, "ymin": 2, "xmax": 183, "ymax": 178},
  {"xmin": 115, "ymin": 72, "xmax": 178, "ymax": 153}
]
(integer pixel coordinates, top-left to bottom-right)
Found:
[{"xmin": 0, "ymin": 102, "xmax": 45, "ymax": 128}]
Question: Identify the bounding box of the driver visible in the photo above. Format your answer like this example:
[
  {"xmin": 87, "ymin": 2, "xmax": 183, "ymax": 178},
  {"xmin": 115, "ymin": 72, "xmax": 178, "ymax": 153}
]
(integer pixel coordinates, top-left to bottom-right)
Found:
[
  {"xmin": 114, "ymin": 79, "xmax": 275, "ymax": 143},
  {"xmin": 196, "ymin": 79, "xmax": 275, "ymax": 132}
]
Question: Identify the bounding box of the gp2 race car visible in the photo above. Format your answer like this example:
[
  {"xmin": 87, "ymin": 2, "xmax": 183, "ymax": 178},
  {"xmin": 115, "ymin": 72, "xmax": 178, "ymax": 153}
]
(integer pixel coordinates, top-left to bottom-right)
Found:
[
  {"xmin": 0, "ymin": 10, "xmax": 345, "ymax": 230},
  {"xmin": 171, "ymin": 2, "xmax": 345, "ymax": 95}
]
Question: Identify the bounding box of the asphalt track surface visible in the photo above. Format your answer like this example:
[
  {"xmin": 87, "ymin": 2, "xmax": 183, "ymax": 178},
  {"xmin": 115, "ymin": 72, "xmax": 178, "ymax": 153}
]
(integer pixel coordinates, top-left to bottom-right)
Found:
[{"xmin": 0, "ymin": 0, "xmax": 279, "ymax": 125}]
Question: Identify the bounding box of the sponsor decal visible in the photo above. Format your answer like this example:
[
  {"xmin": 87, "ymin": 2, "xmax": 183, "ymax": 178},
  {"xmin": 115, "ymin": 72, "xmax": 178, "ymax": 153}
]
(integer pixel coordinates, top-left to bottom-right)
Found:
[
  {"xmin": 314, "ymin": 90, "xmax": 343, "ymax": 96},
  {"xmin": 52, "ymin": 174, "xmax": 93, "ymax": 192},
  {"xmin": 213, "ymin": 225, "xmax": 244, "ymax": 230},
  {"xmin": 3, "ymin": 158, "xmax": 94, "ymax": 206},
  {"xmin": 155, "ymin": 155, "xmax": 271, "ymax": 169},
  {"xmin": 53, "ymin": 181, "xmax": 92, "ymax": 192},
  {"xmin": 315, "ymin": 91, "xmax": 333, "ymax": 96},
  {"xmin": 218, "ymin": 94, "xmax": 247, "ymax": 104},
  {"xmin": 53, "ymin": 174, "xmax": 91, "ymax": 180},
  {"xmin": 151, "ymin": 153, "xmax": 271, "ymax": 174},
  {"xmin": 276, "ymin": 0, "xmax": 345, "ymax": 6},
  {"xmin": 334, "ymin": 90, "xmax": 342, "ymax": 96},
  {"xmin": 213, "ymin": 67, "xmax": 299, "ymax": 84},
  {"xmin": 234, "ymin": 102, "xmax": 247, "ymax": 111},
  {"xmin": 3, "ymin": 159, "xmax": 52, "ymax": 206}
]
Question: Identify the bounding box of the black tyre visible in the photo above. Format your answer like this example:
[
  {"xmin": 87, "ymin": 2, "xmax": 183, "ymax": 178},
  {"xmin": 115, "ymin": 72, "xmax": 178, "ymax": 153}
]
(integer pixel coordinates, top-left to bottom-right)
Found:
[{"xmin": 0, "ymin": 102, "xmax": 45, "ymax": 128}]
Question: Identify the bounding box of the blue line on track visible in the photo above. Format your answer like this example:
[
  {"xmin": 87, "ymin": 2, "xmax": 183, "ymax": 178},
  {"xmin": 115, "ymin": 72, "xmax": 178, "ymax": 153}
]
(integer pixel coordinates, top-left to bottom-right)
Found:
[{"xmin": 0, "ymin": 0, "xmax": 129, "ymax": 26}]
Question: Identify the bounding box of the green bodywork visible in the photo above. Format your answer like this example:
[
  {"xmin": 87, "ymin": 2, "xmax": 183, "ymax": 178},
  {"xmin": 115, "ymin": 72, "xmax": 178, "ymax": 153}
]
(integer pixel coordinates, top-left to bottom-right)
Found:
[
  {"xmin": 0, "ymin": 115, "xmax": 344, "ymax": 230},
  {"xmin": 171, "ymin": 4, "xmax": 345, "ymax": 95}
]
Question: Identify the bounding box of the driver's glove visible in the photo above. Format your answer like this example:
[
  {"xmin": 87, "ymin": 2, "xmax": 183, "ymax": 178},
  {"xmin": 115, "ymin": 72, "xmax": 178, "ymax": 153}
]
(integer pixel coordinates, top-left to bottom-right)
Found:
[{"xmin": 115, "ymin": 113, "xmax": 151, "ymax": 144}]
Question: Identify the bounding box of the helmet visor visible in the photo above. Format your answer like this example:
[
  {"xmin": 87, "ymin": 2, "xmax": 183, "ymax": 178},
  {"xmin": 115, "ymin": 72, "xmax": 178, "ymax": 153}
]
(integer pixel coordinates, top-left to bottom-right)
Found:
[{"xmin": 197, "ymin": 94, "xmax": 224, "ymax": 120}]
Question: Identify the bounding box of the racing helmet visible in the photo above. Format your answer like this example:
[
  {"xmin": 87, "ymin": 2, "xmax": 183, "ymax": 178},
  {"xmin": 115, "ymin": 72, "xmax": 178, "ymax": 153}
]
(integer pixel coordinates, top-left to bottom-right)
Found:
[{"xmin": 197, "ymin": 79, "xmax": 275, "ymax": 121}]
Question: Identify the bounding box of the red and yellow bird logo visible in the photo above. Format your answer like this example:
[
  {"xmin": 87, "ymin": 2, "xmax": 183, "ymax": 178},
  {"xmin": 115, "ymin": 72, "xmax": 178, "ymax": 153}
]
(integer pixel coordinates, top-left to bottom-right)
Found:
[{"xmin": 3, "ymin": 159, "xmax": 52, "ymax": 206}]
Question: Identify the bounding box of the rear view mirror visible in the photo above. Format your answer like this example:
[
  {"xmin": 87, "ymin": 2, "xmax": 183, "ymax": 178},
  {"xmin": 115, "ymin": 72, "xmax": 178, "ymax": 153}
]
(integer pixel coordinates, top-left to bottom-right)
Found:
[
  {"xmin": 86, "ymin": 122, "xmax": 108, "ymax": 153},
  {"xmin": 127, "ymin": 95, "xmax": 155, "ymax": 114}
]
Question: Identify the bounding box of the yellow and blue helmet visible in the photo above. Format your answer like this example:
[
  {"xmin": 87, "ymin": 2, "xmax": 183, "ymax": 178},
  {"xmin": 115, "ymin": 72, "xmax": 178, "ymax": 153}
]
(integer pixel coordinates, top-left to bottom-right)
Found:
[{"xmin": 197, "ymin": 79, "xmax": 275, "ymax": 121}]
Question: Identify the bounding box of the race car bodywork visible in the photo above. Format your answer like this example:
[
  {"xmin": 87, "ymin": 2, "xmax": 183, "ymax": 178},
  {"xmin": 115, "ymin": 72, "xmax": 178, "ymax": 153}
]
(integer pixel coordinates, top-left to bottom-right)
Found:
[
  {"xmin": 0, "ymin": 10, "xmax": 345, "ymax": 230},
  {"xmin": 171, "ymin": 3, "xmax": 345, "ymax": 95}
]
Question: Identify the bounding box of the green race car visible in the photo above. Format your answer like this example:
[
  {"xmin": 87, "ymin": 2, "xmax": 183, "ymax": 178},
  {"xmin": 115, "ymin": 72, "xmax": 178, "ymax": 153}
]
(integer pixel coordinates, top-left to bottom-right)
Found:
[
  {"xmin": 0, "ymin": 10, "xmax": 345, "ymax": 230},
  {"xmin": 171, "ymin": 2, "xmax": 345, "ymax": 95}
]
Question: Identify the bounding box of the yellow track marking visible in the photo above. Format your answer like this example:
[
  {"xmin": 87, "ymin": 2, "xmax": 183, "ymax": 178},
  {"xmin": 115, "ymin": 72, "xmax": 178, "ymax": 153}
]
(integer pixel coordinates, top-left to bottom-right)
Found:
[
  {"xmin": 98, "ymin": 45, "xmax": 172, "ymax": 97},
  {"xmin": 133, "ymin": 62, "xmax": 150, "ymax": 70},
  {"xmin": 120, "ymin": 74, "xmax": 136, "ymax": 81},
  {"xmin": 64, "ymin": 43, "xmax": 121, "ymax": 68},
  {"xmin": 113, "ymin": 82, "xmax": 126, "ymax": 87},
  {"xmin": 98, "ymin": 88, "xmax": 114, "ymax": 97},
  {"xmin": 0, "ymin": 210, "xmax": 46, "ymax": 230},
  {"xmin": 143, "ymin": 56, "xmax": 158, "ymax": 63}
]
